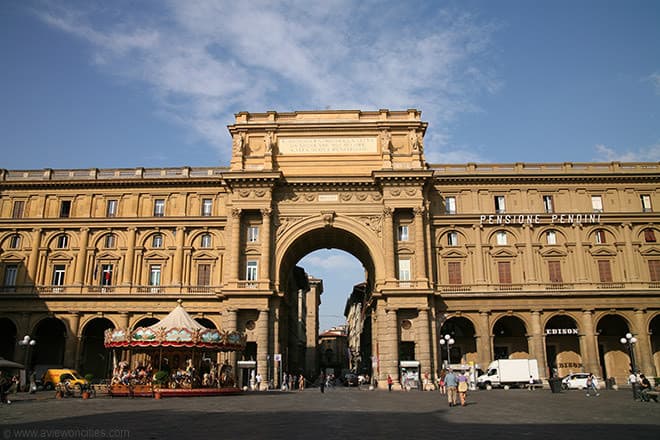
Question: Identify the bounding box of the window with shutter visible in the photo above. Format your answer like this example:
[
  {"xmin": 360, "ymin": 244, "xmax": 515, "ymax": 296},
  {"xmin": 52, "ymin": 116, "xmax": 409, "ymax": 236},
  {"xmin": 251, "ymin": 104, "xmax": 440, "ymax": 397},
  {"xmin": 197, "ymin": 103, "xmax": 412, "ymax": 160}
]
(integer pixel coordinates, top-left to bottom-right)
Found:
[
  {"xmin": 649, "ymin": 260, "xmax": 660, "ymax": 282},
  {"xmin": 597, "ymin": 260, "xmax": 613, "ymax": 282},
  {"xmin": 197, "ymin": 264, "xmax": 211, "ymax": 286},
  {"xmin": 447, "ymin": 262, "xmax": 462, "ymax": 284},
  {"xmin": 548, "ymin": 261, "xmax": 563, "ymax": 283},
  {"xmin": 498, "ymin": 261, "xmax": 512, "ymax": 284}
]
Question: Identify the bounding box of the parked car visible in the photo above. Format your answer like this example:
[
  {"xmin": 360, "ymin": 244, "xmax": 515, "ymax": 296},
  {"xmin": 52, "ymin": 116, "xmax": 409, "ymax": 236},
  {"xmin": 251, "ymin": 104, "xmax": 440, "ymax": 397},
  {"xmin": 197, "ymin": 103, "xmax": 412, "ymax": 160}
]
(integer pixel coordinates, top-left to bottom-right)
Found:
[{"xmin": 561, "ymin": 373, "xmax": 602, "ymax": 390}]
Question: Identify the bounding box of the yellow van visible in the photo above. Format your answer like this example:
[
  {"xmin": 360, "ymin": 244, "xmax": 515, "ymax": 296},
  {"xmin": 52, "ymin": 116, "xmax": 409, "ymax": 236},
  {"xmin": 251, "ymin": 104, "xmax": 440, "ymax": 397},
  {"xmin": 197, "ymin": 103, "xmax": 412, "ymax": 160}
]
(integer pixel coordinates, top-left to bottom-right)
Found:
[{"xmin": 42, "ymin": 369, "xmax": 88, "ymax": 391}]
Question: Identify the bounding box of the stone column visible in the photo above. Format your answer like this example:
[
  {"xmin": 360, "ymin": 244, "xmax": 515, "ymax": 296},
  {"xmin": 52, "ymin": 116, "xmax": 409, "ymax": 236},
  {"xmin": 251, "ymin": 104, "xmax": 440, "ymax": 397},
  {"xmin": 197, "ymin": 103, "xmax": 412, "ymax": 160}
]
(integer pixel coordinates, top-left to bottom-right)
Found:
[
  {"xmin": 523, "ymin": 224, "xmax": 537, "ymax": 282},
  {"xmin": 473, "ymin": 225, "xmax": 485, "ymax": 283},
  {"xmin": 271, "ymin": 302, "xmax": 280, "ymax": 387},
  {"xmin": 122, "ymin": 228, "xmax": 137, "ymax": 286},
  {"xmin": 172, "ymin": 226, "xmax": 185, "ymax": 287},
  {"xmin": 413, "ymin": 207, "xmax": 427, "ymax": 284},
  {"xmin": 529, "ymin": 310, "xmax": 548, "ymax": 379},
  {"xmin": 261, "ymin": 208, "xmax": 272, "ymax": 284},
  {"xmin": 256, "ymin": 309, "xmax": 269, "ymax": 389},
  {"xmin": 579, "ymin": 310, "xmax": 601, "ymax": 376},
  {"xmin": 73, "ymin": 228, "xmax": 89, "ymax": 286},
  {"xmin": 476, "ymin": 311, "xmax": 492, "ymax": 368},
  {"xmin": 28, "ymin": 228, "xmax": 42, "ymax": 285},
  {"xmin": 224, "ymin": 309, "xmax": 238, "ymax": 372},
  {"xmin": 573, "ymin": 225, "xmax": 587, "ymax": 282},
  {"xmin": 429, "ymin": 301, "xmax": 439, "ymax": 380},
  {"xmin": 623, "ymin": 223, "xmax": 640, "ymax": 280},
  {"xmin": 633, "ymin": 309, "xmax": 654, "ymax": 376},
  {"xmin": 383, "ymin": 208, "xmax": 395, "ymax": 282},
  {"xmin": 385, "ymin": 306, "xmax": 399, "ymax": 386},
  {"xmin": 62, "ymin": 312, "xmax": 81, "ymax": 369},
  {"xmin": 230, "ymin": 208, "xmax": 242, "ymax": 284},
  {"xmin": 417, "ymin": 307, "xmax": 432, "ymax": 378}
]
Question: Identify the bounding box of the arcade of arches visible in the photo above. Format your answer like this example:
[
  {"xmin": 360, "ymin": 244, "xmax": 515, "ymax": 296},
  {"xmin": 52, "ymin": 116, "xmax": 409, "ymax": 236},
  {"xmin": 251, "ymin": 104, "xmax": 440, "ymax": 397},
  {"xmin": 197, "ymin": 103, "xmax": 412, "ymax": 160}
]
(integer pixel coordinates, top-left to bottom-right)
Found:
[{"xmin": 1, "ymin": 109, "xmax": 659, "ymax": 388}]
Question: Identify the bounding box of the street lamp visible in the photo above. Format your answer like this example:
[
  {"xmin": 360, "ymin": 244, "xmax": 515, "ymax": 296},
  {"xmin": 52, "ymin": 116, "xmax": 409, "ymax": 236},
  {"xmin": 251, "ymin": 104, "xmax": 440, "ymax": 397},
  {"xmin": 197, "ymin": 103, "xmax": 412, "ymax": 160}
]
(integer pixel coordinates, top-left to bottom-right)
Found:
[
  {"xmin": 439, "ymin": 334, "xmax": 455, "ymax": 367},
  {"xmin": 18, "ymin": 335, "xmax": 36, "ymax": 391},
  {"xmin": 620, "ymin": 332, "xmax": 637, "ymax": 399}
]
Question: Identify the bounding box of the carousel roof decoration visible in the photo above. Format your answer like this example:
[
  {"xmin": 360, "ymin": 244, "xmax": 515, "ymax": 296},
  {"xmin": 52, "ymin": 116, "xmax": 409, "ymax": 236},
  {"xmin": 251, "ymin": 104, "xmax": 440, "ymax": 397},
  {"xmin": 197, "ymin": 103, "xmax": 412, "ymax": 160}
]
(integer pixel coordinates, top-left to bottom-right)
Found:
[{"xmin": 104, "ymin": 300, "xmax": 246, "ymax": 351}]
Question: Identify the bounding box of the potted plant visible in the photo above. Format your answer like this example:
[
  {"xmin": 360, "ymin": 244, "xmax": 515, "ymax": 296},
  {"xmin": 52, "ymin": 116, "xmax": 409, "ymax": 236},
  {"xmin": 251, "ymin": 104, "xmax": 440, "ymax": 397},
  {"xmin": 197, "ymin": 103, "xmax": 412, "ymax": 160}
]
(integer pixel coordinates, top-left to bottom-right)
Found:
[{"xmin": 153, "ymin": 371, "xmax": 168, "ymax": 399}]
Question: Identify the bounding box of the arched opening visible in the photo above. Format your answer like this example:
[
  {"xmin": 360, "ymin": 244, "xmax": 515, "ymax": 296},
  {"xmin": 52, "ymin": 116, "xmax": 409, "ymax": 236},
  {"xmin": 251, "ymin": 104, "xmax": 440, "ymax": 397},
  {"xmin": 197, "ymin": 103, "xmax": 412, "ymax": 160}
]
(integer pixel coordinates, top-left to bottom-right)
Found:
[
  {"xmin": 545, "ymin": 315, "xmax": 581, "ymax": 378},
  {"xmin": 0, "ymin": 318, "xmax": 17, "ymax": 362},
  {"xmin": 32, "ymin": 318, "xmax": 67, "ymax": 368},
  {"xmin": 80, "ymin": 318, "xmax": 114, "ymax": 381},
  {"xmin": 439, "ymin": 317, "xmax": 477, "ymax": 367},
  {"xmin": 650, "ymin": 314, "xmax": 660, "ymax": 377},
  {"xmin": 195, "ymin": 318, "xmax": 216, "ymax": 329},
  {"xmin": 596, "ymin": 314, "xmax": 631, "ymax": 383},
  {"xmin": 278, "ymin": 226, "xmax": 375, "ymax": 382},
  {"xmin": 492, "ymin": 316, "xmax": 529, "ymax": 359},
  {"xmin": 132, "ymin": 317, "xmax": 159, "ymax": 330}
]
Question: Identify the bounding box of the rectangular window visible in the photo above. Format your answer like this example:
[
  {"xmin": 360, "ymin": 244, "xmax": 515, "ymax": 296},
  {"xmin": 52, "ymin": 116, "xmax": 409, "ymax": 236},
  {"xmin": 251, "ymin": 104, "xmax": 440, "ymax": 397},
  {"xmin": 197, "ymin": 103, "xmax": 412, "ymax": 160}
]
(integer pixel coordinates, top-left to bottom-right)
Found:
[
  {"xmin": 59, "ymin": 200, "xmax": 71, "ymax": 218},
  {"xmin": 57, "ymin": 235, "xmax": 69, "ymax": 249},
  {"xmin": 644, "ymin": 229, "xmax": 657, "ymax": 243},
  {"xmin": 104, "ymin": 234, "xmax": 116, "ymax": 249},
  {"xmin": 496, "ymin": 231, "xmax": 507, "ymax": 246},
  {"xmin": 649, "ymin": 260, "xmax": 660, "ymax": 282},
  {"xmin": 447, "ymin": 231, "xmax": 458, "ymax": 246},
  {"xmin": 152, "ymin": 234, "xmax": 163, "ymax": 248},
  {"xmin": 246, "ymin": 260, "xmax": 258, "ymax": 281},
  {"xmin": 548, "ymin": 261, "xmax": 563, "ymax": 283},
  {"xmin": 52, "ymin": 265, "xmax": 66, "ymax": 286},
  {"xmin": 12, "ymin": 201, "xmax": 24, "ymax": 219},
  {"xmin": 100, "ymin": 264, "xmax": 113, "ymax": 286},
  {"xmin": 398, "ymin": 259, "xmax": 411, "ymax": 284},
  {"xmin": 547, "ymin": 231, "xmax": 557, "ymax": 245},
  {"xmin": 397, "ymin": 225, "xmax": 409, "ymax": 241},
  {"xmin": 591, "ymin": 195, "xmax": 603, "ymax": 213},
  {"xmin": 202, "ymin": 199, "xmax": 213, "ymax": 216},
  {"xmin": 494, "ymin": 196, "xmax": 506, "ymax": 214},
  {"xmin": 641, "ymin": 195, "xmax": 652, "ymax": 212},
  {"xmin": 447, "ymin": 261, "xmax": 462, "ymax": 285},
  {"xmin": 9, "ymin": 235, "xmax": 21, "ymax": 249},
  {"xmin": 197, "ymin": 264, "xmax": 211, "ymax": 286},
  {"xmin": 445, "ymin": 197, "xmax": 457, "ymax": 214},
  {"xmin": 149, "ymin": 265, "xmax": 161, "ymax": 286},
  {"xmin": 595, "ymin": 230, "xmax": 606, "ymax": 244},
  {"xmin": 201, "ymin": 234, "xmax": 212, "ymax": 248},
  {"xmin": 597, "ymin": 260, "xmax": 613, "ymax": 283},
  {"xmin": 543, "ymin": 195, "xmax": 554, "ymax": 213},
  {"xmin": 106, "ymin": 200, "xmax": 118, "ymax": 217},
  {"xmin": 247, "ymin": 226, "xmax": 259, "ymax": 243},
  {"xmin": 498, "ymin": 261, "xmax": 512, "ymax": 284},
  {"xmin": 154, "ymin": 199, "xmax": 165, "ymax": 217},
  {"xmin": 4, "ymin": 265, "xmax": 18, "ymax": 287}
]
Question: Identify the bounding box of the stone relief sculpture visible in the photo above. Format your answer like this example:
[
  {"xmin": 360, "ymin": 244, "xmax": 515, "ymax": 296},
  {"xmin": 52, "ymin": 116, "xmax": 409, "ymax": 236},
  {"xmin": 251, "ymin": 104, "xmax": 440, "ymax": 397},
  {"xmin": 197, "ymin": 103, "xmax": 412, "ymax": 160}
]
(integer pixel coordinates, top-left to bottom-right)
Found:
[
  {"xmin": 263, "ymin": 131, "xmax": 275, "ymax": 154},
  {"xmin": 232, "ymin": 132, "xmax": 246, "ymax": 155}
]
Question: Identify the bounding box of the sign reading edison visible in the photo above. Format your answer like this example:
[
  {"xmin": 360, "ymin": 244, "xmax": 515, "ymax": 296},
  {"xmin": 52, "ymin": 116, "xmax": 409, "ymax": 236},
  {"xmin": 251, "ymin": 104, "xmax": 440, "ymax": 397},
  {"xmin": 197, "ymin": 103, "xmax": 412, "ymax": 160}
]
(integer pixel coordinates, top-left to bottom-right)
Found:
[{"xmin": 278, "ymin": 137, "xmax": 378, "ymax": 155}]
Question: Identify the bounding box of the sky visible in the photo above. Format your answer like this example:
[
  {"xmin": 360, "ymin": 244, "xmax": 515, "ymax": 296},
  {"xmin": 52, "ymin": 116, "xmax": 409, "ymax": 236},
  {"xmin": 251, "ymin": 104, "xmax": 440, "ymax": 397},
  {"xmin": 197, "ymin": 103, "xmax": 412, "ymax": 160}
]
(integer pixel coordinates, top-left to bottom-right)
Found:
[{"xmin": 2, "ymin": 0, "xmax": 659, "ymax": 331}]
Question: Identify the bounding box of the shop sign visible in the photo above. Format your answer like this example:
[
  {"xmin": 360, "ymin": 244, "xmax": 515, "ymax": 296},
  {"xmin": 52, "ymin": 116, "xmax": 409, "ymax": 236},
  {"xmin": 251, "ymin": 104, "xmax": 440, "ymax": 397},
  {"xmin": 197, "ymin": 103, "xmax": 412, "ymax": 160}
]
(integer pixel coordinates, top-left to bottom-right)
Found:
[{"xmin": 545, "ymin": 328, "xmax": 579, "ymax": 335}]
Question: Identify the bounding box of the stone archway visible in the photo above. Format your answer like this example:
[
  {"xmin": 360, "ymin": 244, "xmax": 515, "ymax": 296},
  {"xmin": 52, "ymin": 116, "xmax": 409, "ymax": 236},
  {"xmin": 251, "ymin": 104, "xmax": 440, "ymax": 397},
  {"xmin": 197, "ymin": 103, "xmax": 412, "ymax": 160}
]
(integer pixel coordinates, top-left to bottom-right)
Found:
[
  {"xmin": 650, "ymin": 314, "xmax": 660, "ymax": 377},
  {"xmin": 544, "ymin": 314, "xmax": 582, "ymax": 377},
  {"xmin": 80, "ymin": 318, "xmax": 115, "ymax": 381},
  {"xmin": 0, "ymin": 318, "xmax": 17, "ymax": 361},
  {"xmin": 439, "ymin": 317, "xmax": 477, "ymax": 366},
  {"xmin": 276, "ymin": 217, "xmax": 379, "ymax": 378},
  {"xmin": 492, "ymin": 316, "xmax": 529, "ymax": 360},
  {"xmin": 32, "ymin": 318, "xmax": 67, "ymax": 368},
  {"xmin": 596, "ymin": 314, "xmax": 631, "ymax": 383}
]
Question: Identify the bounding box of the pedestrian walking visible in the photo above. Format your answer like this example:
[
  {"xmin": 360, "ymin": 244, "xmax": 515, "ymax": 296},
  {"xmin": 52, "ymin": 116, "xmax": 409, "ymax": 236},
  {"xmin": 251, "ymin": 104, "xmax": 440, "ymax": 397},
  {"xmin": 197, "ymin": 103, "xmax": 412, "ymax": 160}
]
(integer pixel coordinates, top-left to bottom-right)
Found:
[
  {"xmin": 438, "ymin": 369, "xmax": 446, "ymax": 395},
  {"xmin": 529, "ymin": 375, "xmax": 534, "ymax": 391},
  {"xmin": 457, "ymin": 370, "xmax": 469, "ymax": 406},
  {"xmin": 585, "ymin": 373, "xmax": 600, "ymax": 397},
  {"xmin": 444, "ymin": 368, "xmax": 458, "ymax": 407},
  {"xmin": 298, "ymin": 374, "xmax": 305, "ymax": 391},
  {"xmin": 387, "ymin": 374, "xmax": 393, "ymax": 392},
  {"xmin": 319, "ymin": 371, "xmax": 325, "ymax": 393}
]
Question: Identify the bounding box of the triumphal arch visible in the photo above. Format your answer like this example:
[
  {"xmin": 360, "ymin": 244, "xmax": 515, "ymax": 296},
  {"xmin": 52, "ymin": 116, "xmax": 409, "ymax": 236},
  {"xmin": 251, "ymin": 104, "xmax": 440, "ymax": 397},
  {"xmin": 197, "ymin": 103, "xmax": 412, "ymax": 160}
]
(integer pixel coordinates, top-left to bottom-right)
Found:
[{"xmin": 1, "ymin": 109, "xmax": 659, "ymax": 388}]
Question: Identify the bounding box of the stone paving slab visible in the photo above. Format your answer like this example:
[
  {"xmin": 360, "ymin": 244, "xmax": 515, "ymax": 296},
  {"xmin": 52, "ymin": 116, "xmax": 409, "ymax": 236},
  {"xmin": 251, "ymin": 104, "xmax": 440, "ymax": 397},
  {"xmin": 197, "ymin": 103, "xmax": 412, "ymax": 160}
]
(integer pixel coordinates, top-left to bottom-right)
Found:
[{"xmin": 1, "ymin": 388, "xmax": 658, "ymax": 440}]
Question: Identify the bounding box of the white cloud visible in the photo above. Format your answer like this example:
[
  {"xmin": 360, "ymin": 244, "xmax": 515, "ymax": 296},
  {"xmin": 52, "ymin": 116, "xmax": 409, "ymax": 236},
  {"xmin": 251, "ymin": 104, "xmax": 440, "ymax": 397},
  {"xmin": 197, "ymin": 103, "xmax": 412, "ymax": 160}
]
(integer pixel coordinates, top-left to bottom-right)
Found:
[
  {"xmin": 647, "ymin": 72, "xmax": 660, "ymax": 95},
  {"xmin": 593, "ymin": 143, "xmax": 660, "ymax": 162},
  {"xmin": 33, "ymin": 0, "xmax": 498, "ymax": 160},
  {"xmin": 299, "ymin": 252, "xmax": 359, "ymax": 271}
]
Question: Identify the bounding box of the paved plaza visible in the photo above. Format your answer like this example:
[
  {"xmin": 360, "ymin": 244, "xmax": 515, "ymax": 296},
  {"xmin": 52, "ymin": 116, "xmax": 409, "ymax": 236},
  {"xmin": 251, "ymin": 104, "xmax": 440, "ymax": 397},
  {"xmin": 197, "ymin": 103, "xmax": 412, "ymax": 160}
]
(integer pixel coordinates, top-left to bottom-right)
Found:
[{"xmin": 1, "ymin": 387, "xmax": 658, "ymax": 440}]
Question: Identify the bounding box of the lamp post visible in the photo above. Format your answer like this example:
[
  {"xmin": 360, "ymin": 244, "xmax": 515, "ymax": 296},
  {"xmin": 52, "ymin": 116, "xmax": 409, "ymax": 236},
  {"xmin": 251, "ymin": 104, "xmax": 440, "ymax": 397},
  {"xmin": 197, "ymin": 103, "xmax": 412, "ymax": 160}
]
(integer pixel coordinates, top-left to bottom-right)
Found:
[
  {"xmin": 18, "ymin": 335, "xmax": 36, "ymax": 392},
  {"xmin": 439, "ymin": 334, "xmax": 455, "ymax": 368},
  {"xmin": 620, "ymin": 332, "xmax": 637, "ymax": 399}
]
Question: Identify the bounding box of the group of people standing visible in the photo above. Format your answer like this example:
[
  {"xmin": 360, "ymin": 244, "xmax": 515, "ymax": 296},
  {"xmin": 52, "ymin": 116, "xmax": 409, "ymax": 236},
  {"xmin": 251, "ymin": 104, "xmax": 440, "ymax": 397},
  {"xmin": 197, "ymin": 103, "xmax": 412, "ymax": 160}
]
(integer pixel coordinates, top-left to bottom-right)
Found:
[{"xmin": 439, "ymin": 368, "xmax": 469, "ymax": 407}]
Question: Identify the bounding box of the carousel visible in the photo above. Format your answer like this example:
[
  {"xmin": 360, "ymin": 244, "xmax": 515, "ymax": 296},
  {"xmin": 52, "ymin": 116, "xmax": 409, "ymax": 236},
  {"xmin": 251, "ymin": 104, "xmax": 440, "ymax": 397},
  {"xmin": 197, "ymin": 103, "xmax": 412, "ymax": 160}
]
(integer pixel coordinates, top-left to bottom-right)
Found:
[{"xmin": 104, "ymin": 300, "xmax": 246, "ymax": 398}]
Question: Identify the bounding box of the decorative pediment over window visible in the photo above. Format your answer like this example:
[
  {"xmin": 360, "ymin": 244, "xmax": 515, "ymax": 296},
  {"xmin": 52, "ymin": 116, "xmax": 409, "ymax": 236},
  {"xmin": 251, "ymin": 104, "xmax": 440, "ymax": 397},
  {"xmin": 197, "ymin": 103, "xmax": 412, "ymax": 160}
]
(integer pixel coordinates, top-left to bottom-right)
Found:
[
  {"xmin": 0, "ymin": 252, "xmax": 26, "ymax": 262},
  {"xmin": 589, "ymin": 247, "xmax": 616, "ymax": 257},
  {"xmin": 397, "ymin": 245, "xmax": 415, "ymax": 254},
  {"xmin": 439, "ymin": 249, "xmax": 467, "ymax": 258},
  {"xmin": 244, "ymin": 248, "xmax": 260, "ymax": 256},
  {"xmin": 490, "ymin": 247, "xmax": 517, "ymax": 258},
  {"xmin": 639, "ymin": 246, "xmax": 660, "ymax": 256},
  {"xmin": 48, "ymin": 251, "xmax": 74, "ymax": 261},
  {"xmin": 95, "ymin": 251, "xmax": 121, "ymax": 261},
  {"xmin": 539, "ymin": 247, "xmax": 567, "ymax": 257},
  {"xmin": 143, "ymin": 250, "xmax": 170, "ymax": 260}
]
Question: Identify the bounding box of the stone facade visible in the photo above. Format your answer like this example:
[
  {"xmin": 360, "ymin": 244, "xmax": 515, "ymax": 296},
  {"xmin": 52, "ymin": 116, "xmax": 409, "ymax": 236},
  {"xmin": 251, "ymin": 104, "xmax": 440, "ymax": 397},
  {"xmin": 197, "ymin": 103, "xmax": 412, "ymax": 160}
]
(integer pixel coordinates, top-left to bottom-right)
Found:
[{"xmin": 0, "ymin": 109, "xmax": 659, "ymax": 388}]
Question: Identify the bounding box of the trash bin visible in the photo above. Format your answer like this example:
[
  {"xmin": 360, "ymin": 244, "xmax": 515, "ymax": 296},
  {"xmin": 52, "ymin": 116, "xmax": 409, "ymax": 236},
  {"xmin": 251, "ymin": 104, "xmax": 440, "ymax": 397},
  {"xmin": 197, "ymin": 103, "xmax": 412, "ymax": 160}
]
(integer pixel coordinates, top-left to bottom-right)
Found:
[
  {"xmin": 548, "ymin": 377, "xmax": 562, "ymax": 393},
  {"xmin": 606, "ymin": 377, "xmax": 616, "ymax": 390}
]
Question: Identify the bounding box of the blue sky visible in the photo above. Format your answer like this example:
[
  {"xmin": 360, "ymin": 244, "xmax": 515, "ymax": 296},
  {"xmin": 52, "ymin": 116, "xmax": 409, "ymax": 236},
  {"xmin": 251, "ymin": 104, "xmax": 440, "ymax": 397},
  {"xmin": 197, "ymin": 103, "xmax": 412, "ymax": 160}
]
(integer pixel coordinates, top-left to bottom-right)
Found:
[{"xmin": 2, "ymin": 0, "xmax": 659, "ymax": 330}]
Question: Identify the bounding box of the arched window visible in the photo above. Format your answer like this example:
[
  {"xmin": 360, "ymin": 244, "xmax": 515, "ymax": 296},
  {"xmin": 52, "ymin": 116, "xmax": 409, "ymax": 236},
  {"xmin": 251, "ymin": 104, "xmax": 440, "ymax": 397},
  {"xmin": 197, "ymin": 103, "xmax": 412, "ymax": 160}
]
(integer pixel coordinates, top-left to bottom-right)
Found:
[{"xmin": 152, "ymin": 234, "xmax": 163, "ymax": 248}]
